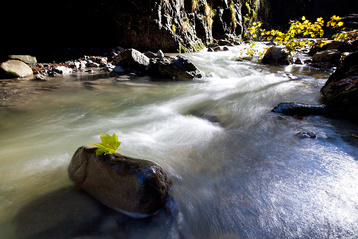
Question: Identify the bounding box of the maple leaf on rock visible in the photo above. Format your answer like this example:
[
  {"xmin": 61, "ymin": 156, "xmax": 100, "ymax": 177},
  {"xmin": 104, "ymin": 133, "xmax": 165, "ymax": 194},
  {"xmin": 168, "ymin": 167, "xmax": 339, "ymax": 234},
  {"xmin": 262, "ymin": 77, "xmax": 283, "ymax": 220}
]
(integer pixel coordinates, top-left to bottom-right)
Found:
[{"xmin": 91, "ymin": 133, "xmax": 121, "ymax": 156}]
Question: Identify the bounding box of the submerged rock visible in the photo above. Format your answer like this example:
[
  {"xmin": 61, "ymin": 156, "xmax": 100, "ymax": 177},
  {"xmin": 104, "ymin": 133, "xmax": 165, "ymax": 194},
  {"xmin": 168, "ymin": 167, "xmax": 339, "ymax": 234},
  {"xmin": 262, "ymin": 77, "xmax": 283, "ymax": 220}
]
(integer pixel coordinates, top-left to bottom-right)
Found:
[
  {"xmin": 68, "ymin": 146, "xmax": 172, "ymax": 218},
  {"xmin": 0, "ymin": 59, "xmax": 33, "ymax": 78},
  {"xmin": 272, "ymin": 102, "xmax": 329, "ymax": 116},
  {"xmin": 295, "ymin": 131, "xmax": 317, "ymax": 139},
  {"xmin": 261, "ymin": 47, "xmax": 293, "ymax": 66}
]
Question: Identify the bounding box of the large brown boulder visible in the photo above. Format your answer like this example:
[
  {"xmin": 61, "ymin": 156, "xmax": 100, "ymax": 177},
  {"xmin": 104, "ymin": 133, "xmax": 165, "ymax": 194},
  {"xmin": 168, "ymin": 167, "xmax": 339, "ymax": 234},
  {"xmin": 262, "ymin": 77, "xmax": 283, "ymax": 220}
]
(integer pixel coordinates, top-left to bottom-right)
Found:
[
  {"xmin": 321, "ymin": 51, "xmax": 358, "ymax": 123},
  {"xmin": 312, "ymin": 49, "xmax": 342, "ymax": 65},
  {"xmin": 68, "ymin": 146, "xmax": 172, "ymax": 218},
  {"xmin": 261, "ymin": 47, "xmax": 293, "ymax": 66}
]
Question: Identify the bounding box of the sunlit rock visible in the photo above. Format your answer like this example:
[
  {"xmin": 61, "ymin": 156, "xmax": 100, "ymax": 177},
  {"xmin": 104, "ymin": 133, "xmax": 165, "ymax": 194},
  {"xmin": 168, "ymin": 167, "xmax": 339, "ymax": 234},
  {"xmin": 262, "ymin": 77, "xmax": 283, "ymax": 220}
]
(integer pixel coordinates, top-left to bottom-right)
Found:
[
  {"xmin": 68, "ymin": 146, "xmax": 172, "ymax": 218},
  {"xmin": 261, "ymin": 47, "xmax": 293, "ymax": 66},
  {"xmin": 113, "ymin": 48, "xmax": 150, "ymax": 72},
  {"xmin": 0, "ymin": 59, "xmax": 33, "ymax": 78},
  {"xmin": 312, "ymin": 49, "xmax": 341, "ymax": 65}
]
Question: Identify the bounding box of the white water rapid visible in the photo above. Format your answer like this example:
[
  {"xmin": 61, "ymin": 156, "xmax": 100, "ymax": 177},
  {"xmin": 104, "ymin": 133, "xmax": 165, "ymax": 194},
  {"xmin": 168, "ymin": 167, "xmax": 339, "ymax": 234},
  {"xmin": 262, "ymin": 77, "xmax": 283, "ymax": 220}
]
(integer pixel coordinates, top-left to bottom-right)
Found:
[{"xmin": 1, "ymin": 45, "xmax": 358, "ymax": 238}]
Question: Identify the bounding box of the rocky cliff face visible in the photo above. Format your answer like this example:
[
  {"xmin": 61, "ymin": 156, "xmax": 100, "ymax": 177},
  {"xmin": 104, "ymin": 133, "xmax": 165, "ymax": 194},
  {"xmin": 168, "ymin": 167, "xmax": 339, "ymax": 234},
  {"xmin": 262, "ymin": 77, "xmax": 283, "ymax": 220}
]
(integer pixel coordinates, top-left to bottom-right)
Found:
[{"xmin": 1, "ymin": 0, "xmax": 244, "ymax": 59}]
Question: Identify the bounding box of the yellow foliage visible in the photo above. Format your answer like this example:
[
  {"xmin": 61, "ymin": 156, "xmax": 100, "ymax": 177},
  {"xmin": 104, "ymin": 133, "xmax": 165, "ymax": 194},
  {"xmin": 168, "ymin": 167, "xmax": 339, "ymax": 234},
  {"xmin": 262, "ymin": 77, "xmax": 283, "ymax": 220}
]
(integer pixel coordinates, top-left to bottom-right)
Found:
[
  {"xmin": 244, "ymin": 15, "xmax": 350, "ymax": 53},
  {"xmin": 327, "ymin": 15, "xmax": 344, "ymax": 29}
]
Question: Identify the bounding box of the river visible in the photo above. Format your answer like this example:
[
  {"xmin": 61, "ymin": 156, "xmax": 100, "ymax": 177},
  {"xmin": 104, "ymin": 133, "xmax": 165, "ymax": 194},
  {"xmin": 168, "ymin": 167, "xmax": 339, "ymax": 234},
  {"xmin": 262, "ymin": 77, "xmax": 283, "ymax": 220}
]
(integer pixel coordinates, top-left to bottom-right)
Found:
[{"xmin": 1, "ymin": 46, "xmax": 358, "ymax": 238}]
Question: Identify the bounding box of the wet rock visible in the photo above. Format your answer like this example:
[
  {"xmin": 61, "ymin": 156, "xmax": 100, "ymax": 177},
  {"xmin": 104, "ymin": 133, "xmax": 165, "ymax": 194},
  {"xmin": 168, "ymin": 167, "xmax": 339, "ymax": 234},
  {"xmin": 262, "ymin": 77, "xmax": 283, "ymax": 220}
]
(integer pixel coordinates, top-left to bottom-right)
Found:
[
  {"xmin": 294, "ymin": 58, "xmax": 304, "ymax": 65},
  {"xmin": 148, "ymin": 55, "xmax": 202, "ymax": 80},
  {"xmin": 8, "ymin": 55, "xmax": 37, "ymax": 64},
  {"xmin": 68, "ymin": 146, "xmax": 172, "ymax": 217},
  {"xmin": 218, "ymin": 39, "xmax": 232, "ymax": 46},
  {"xmin": 0, "ymin": 59, "xmax": 33, "ymax": 78},
  {"xmin": 113, "ymin": 49, "xmax": 150, "ymax": 72},
  {"xmin": 55, "ymin": 66, "xmax": 73, "ymax": 75},
  {"xmin": 321, "ymin": 51, "xmax": 358, "ymax": 123},
  {"xmin": 109, "ymin": 66, "xmax": 125, "ymax": 76},
  {"xmin": 144, "ymin": 51, "xmax": 157, "ymax": 59},
  {"xmin": 312, "ymin": 49, "xmax": 341, "ymax": 65},
  {"xmin": 272, "ymin": 102, "xmax": 329, "ymax": 116},
  {"xmin": 261, "ymin": 47, "xmax": 293, "ymax": 66},
  {"xmin": 86, "ymin": 60, "xmax": 100, "ymax": 68},
  {"xmin": 310, "ymin": 40, "xmax": 358, "ymax": 56},
  {"xmin": 295, "ymin": 131, "xmax": 317, "ymax": 139},
  {"xmin": 213, "ymin": 46, "xmax": 222, "ymax": 52},
  {"xmin": 157, "ymin": 50, "xmax": 165, "ymax": 58},
  {"xmin": 34, "ymin": 74, "xmax": 48, "ymax": 81}
]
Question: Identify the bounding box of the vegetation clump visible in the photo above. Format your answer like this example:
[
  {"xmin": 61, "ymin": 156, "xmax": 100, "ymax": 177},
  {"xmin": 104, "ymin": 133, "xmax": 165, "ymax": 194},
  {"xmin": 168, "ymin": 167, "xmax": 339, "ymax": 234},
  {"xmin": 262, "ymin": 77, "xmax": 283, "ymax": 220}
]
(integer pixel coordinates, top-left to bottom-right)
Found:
[{"xmin": 244, "ymin": 15, "xmax": 357, "ymax": 53}]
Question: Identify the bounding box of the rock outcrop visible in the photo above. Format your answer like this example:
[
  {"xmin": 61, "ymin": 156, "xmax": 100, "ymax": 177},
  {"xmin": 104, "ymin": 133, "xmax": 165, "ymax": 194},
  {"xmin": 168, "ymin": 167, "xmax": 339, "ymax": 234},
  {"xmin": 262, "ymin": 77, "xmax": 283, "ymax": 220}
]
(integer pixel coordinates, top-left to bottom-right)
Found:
[
  {"xmin": 68, "ymin": 146, "xmax": 172, "ymax": 218},
  {"xmin": 111, "ymin": 49, "xmax": 202, "ymax": 80},
  {"xmin": 321, "ymin": 51, "xmax": 358, "ymax": 123},
  {"xmin": 1, "ymin": 0, "xmax": 244, "ymax": 60}
]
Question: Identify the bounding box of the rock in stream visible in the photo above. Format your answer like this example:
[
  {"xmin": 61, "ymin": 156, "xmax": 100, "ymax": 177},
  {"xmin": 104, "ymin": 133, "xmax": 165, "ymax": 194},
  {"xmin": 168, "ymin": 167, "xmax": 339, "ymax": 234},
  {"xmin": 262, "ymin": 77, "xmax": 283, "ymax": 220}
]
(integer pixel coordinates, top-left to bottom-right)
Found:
[{"xmin": 68, "ymin": 146, "xmax": 172, "ymax": 218}]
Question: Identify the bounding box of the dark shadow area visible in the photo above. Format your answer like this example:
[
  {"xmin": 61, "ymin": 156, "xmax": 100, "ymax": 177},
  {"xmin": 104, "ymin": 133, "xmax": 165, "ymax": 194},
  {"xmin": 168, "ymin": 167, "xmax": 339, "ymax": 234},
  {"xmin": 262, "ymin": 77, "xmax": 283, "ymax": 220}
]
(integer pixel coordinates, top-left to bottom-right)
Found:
[{"xmin": 15, "ymin": 186, "xmax": 183, "ymax": 239}]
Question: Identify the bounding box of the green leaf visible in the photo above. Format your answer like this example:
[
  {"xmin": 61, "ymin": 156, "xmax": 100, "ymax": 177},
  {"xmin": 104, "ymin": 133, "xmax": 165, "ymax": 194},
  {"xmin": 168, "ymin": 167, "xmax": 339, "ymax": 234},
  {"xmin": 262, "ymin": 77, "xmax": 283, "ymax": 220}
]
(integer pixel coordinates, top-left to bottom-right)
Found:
[{"xmin": 91, "ymin": 133, "xmax": 121, "ymax": 156}]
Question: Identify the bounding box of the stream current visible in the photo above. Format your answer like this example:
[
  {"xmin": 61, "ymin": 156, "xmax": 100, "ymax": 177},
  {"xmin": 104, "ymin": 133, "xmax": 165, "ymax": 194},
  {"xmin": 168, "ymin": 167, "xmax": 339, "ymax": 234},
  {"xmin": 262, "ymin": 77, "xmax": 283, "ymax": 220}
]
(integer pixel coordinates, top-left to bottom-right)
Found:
[{"xmin": 1, "ymin": 46, "xmax": 358, "ymax": 238}]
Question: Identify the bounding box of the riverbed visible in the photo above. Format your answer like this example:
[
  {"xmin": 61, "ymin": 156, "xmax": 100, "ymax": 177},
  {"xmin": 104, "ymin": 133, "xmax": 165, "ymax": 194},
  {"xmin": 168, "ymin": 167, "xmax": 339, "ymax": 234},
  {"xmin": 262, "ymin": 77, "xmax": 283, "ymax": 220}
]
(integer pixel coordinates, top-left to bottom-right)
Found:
[{"xmin": 1, "ymin": 46, "xmax": 358, "ymax": 238}]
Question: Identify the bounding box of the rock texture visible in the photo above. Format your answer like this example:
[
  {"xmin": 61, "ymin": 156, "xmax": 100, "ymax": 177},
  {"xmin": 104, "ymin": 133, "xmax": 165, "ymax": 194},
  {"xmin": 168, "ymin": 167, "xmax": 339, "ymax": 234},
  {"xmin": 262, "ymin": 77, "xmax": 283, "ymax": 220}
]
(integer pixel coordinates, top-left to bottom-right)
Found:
[
  {"xmin": 113, "ymin": 49, "xmax": 150, "ymax": 72},
  {"xmin": 68, "ymin": 146, "xmax": 172, "ymax": 217},
  {"xmin": 149, "ymin": 55, "xmax": 202, "ymax": 80},
  {"xmin": 321, "ymin": 52, "xmax": 358, "ymax": 123},
  {"xmin": 312, "ymin": 49, "xmax": 341, "ymax": 65},
  {"xmin": 261, "ymin": 47, "xmax": 293, "ymax": 66},
  {"xmin": 272, "ymin": 102, "xmax": 329, "ymax": 116},
  {"xmin": 0, "ymin": 60, "xmax": 33, "ymax": 78},
  {"xmin": 8, "ymin": 55, "xmax": 37, "ymax": 64}
]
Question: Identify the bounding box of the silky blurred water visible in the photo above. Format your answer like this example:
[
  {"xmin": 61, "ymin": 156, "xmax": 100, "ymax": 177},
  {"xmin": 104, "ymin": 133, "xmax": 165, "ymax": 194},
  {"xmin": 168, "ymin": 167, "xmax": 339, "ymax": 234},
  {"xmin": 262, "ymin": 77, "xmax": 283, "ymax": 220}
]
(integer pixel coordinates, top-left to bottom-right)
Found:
[{"xmin": 1, "ymin": 46, "xmax": 358, "ymax": 238}]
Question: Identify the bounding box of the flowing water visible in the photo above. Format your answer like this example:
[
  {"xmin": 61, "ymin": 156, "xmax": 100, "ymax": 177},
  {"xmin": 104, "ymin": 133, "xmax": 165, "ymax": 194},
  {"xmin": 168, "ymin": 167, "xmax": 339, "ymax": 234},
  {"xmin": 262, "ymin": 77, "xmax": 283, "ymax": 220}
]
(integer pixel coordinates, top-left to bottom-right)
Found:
[{"xmin": 1, "ymin": 46, "xmax": 358, "ymax": 238}]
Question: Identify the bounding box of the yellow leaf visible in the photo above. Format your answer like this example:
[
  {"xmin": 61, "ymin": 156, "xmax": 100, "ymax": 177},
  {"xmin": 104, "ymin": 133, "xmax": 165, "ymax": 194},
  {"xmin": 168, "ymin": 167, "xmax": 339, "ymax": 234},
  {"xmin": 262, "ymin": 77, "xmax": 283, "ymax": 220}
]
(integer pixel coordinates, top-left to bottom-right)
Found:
[
  {"xmin": 302, "ymin": 16, "xmax": 306, "ymax": 21},
  {"xmin": 338, "ymin": 22, "xmax": 344, "ymax": 27}
]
